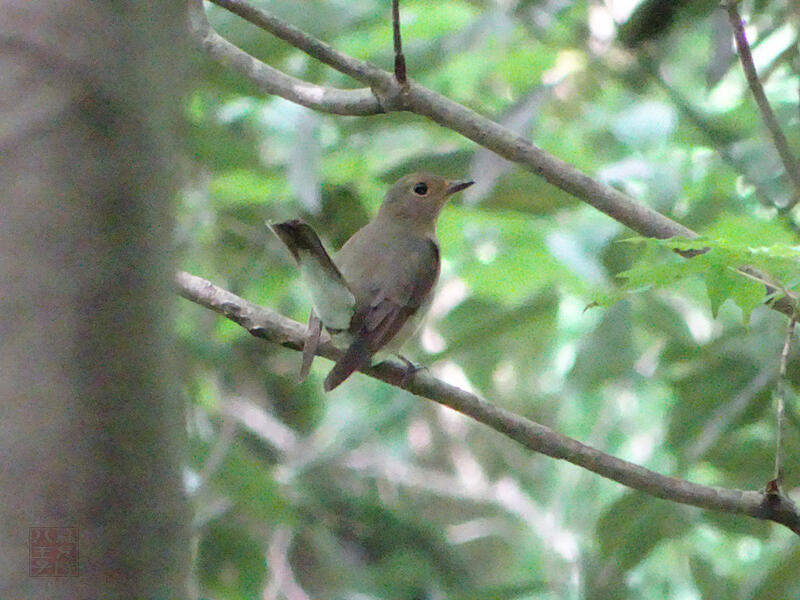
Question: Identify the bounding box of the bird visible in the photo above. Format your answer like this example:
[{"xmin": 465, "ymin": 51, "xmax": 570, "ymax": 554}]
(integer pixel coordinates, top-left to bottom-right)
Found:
[{"xmin": 269, "ymin": 172, "xmax": 474, "ymax": 391}]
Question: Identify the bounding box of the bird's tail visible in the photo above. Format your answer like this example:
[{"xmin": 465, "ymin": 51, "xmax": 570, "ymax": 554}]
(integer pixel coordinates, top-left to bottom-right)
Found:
[
  {"xmin": 324, "ymin": 338, "xmax": 372, "ymax": 391},
  {"xmin": 268, "ymin": 219, "xmax": 355, "ymax": 331}
]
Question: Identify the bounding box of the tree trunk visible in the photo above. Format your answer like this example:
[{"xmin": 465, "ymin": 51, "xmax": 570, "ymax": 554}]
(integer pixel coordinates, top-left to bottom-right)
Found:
[{"xmin": 0, "ymin": 1, "xmax": 190, "ymax": 597}]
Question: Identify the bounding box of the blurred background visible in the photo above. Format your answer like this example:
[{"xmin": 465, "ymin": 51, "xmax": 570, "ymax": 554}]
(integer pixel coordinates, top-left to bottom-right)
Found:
[{"xmin": 179, "ymin": 0, "xmax": 800, "ymax": 598}]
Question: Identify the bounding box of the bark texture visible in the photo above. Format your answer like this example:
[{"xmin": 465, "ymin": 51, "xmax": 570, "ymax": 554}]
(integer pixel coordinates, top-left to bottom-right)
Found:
[{"xmin": 0, "ymin": 1, "xmax": 190, "ymax": 597}]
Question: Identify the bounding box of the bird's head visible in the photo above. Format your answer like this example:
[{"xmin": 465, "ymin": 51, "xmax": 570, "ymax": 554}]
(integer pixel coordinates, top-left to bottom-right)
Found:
[{"xmin": 379, "ymin": 172, "xmax": 474, "ymax": 230}]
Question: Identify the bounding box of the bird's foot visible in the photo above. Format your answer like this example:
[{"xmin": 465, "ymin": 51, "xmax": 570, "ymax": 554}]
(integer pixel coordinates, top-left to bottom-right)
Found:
[{"xmin": 398, "ymin": 355, "xmax": 427, "ymax": 386}]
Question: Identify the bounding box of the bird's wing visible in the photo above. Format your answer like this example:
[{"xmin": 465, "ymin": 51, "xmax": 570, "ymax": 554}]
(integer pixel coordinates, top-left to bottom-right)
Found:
[
  {"xmin": 324, "ymin": 239, "xmax": 439, "ymax": 391},
  {"xmin": 268, "ymin": 219, "xmax": 355, "ymax": 331}
]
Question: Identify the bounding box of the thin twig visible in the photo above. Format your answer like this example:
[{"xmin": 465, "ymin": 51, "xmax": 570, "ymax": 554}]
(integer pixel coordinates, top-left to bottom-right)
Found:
[
  {"xmin": 725, "ymin": 2, "xmax": 800, "ymax": 208},
  {"xmin": 187, "ymin": 0, "xmax": 383, "ymax": 115},
  {"xmin": 392, "ymin": 0, "xmax": 406, "ymax": 83},
  {"xmin": 641, "ymin": 56, "xmax": 783, "ymax": 208},
  {"xmin": 263, "ymin": 527, "xmax": 311, "ymax": 600},
  {"xmin": 686, "ymin": 367, "xmax": 774, "ymax": 462},
  {"xmin": 222, "ymin": 396, "xmax": 299, "ymax": 455},
  {"xmin": 206, "ymin": 0, "xmax": 390, "ymax": 88},
  {"xmin": 341, "ymin": 450, "xmax": 576, "ymax": 555},
  {"xmin": 773, "ymin": 319, "xmax": 796, "ymax": 491},
  {"xmin": 193, "ymin": 0, "xmax": 798, "ymax": 318},
  {"xmin": 197, "ymin": 415, "xmax": 237, "ymax": 487},
  {"xmin": 176, "ymin": 271, "xmax": 800, "ymax": 536},
  {"xmin": 645, "ymin": 57, "xmax": 800, "ymax": 235},
  {"xmin": 201, "ymin": 0, "xmax": 692, "ymax": 239}
]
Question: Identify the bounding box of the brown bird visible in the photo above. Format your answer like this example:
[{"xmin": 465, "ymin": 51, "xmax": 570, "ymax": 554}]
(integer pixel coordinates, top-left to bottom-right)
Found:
[{"xmin": 269, "ymin": 172, "xmax": 473, "ymax": 391}]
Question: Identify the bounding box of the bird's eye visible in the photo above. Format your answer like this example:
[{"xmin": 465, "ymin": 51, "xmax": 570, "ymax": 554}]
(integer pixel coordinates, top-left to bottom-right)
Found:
[{"xmin": 413, "ymin": 182, "xmax": 428, "ymax": 196}]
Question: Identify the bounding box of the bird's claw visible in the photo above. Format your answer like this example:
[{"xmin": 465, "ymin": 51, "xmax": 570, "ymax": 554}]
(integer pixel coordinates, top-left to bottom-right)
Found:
[{"xmin": 398, "ymin": 355, "xmax": 427, "ymax": 386}]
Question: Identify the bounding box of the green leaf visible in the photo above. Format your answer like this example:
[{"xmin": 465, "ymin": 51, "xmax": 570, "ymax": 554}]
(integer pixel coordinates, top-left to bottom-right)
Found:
[
  {"xmin": 667, "ymin": 356, "xmax": 769, "ymax": 455},
  {"xmin": 210, "ymin": 170, "xmax": 290, "ymax": 207},
  {"xmin": 449, "ymin": 580, "xmax": 549, "ymax": 600},
  {"xmin": 438, "ymin": 207, "xmax": 573, "ymax": 302},
  {"xmin": 700, "ymin": 510, "xmax": 771, "ymax": 539},
  {"xmin": 611, "ymin": 235, "xmax": 795, "ymax": 321},
  {"xmin": 208, "ymin": 443, "xmax": 294, "ymax": 523},
  {"xmin": 751, "ymin": 544, "xmax": 800, "ymax": 600},
  {"xmin": 438, "ymin": 291, "xmax": 558, "ymax": 392},
  {"xmin": 706, "ymin": 213, "xmax": 797, "ymax": 246},
  {"xmin": 728, "ymin": 268, "xmax": 767, "ymax": 322},
  {"xmin": 197, "ymin": 519, "xmax": 267, "ymax": 600},
  {"xmin": 570, "ymin": 301, "xmax": 634, "ymax": 389},
  {"xmin": 704, "ymin": 264, "xmax": 740, "ymax": 318},
  {"xmin": 689, "ymin": 556, "xmax": 734, "ymax": 599},
  {"xmin": 596, "ymin": 493, "xmax": 693, "ymax": 573}
]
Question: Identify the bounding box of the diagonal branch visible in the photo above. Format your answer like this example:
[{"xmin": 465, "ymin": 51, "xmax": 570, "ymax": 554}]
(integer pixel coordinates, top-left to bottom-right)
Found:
[
  {"xmin": 191, "ymin": 0, "xmax": 797, "ymax": 319},
  {"xmin": 206, "ymin": 0, "xmax": 391, "ymax": 89},
  {"xmin": 725, "ymin": 2, "xmax": 800, "ymax": 207},
  {"xmin": 187, "ymin": 0, "xmax": 383, "ymax": 115},
  {"xmin": 176, "ymin": 270, "xmax": 800, "ymax": 536},
  {"xmin": 201, "ymin": 0, "xmax": 693, "ymax": 239}
]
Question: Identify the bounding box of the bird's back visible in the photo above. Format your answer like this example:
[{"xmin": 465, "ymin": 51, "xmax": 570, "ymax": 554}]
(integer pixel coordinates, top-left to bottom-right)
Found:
[
  {"xmin": 336, "ymin": 219, "xmax": 436, "ymax": 301},
  {"xmin": 333, "ymin": 216, "xmax": 440, "ymax": 354}
]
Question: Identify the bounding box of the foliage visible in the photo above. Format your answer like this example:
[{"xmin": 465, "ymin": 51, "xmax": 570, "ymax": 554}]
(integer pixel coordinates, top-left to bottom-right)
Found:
[
  {"xmin": 180, "ymin": 0, "xmax": 800, "ymax": 598},
  {"xmin": 599, "ymin": 229, "xmax": 800, "ymax": 320}
]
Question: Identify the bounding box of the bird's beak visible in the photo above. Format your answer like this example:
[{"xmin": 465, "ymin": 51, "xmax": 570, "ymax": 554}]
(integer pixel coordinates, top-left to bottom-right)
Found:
[{"xmin": 445, "ymin": 179, "xmax": 475, "ymax": 195}]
